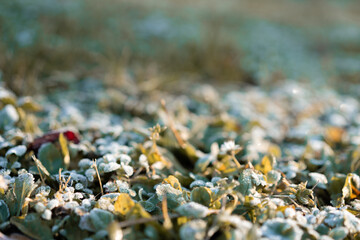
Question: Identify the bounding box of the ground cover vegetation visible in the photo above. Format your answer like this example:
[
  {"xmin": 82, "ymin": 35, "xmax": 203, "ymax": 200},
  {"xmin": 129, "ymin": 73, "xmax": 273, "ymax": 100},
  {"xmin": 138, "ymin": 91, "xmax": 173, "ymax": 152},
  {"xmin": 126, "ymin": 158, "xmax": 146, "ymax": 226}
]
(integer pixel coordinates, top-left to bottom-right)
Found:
[{"xmin": 1, "ymin": 0, "xmax": 360, "ymax": 239}]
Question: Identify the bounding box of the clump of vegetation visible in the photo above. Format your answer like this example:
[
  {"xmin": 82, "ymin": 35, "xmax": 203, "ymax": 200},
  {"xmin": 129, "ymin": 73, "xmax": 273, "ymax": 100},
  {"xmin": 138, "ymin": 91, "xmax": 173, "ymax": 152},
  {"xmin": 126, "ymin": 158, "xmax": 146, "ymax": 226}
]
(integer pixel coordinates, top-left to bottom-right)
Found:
[{"xmin": 1, "ymin": 77, "xmax": 360, "ymax": 239}]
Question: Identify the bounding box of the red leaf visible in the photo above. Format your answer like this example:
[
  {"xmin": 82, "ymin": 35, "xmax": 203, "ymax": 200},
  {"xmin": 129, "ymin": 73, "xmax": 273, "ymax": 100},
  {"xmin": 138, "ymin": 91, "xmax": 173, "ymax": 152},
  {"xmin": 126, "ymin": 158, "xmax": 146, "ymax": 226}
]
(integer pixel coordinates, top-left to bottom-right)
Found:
[{"xmin": 28, "ymin": 129, "xmax": 80, "ymax": 151}]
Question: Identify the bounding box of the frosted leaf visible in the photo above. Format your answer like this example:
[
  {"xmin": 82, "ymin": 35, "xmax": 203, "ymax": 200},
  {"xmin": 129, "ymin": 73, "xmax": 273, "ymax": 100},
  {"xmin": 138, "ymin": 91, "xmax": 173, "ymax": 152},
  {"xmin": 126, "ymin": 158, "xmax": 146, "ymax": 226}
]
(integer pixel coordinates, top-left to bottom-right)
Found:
[
  {"xmin": 5, "ymin": 145, "xmax": 27, "ymax": 160},
  {"xmin": 116, "ymin": 180, "xmax": 136, "ymax": 196},
  {"xmin": 104, "ymin": 181, "xmax": 118, "ymax": 192},
  {"xmin": 211, "ymin": 177, "xmax": 222, "ymax": 184},
  {"xmin": 82, "ymin": 199, "xmax": 92, "ymax": 208},
  {"xmin": 103, "ymin": 162, "xmax": 121, "ymax": 173},
  {"xmin": 220, "ymin": 140, "xmax": 241, "ymax": 154},
  {"xmin": 75, "ymin": 183, "xmax": 84, "ymax": 190},
  {"xmin": 190, "ymin": 180, "xmax": 206, "ymax": 188},
  {"xmin": 238, "ymin": 169, "xmax": 266, "ymax": 195},
  {"xmin": 11, "ymin": 161, "xmax": 21, "ymax": 169},
  {"xmin": 98, "ymin": 198, "xmax": 112, "ymax": 210},
  {"xmin": 0, "ymin": 105, "xmax": 19, "ymax": 129},
  {"xmin": 79, "ymin": 214, "xmax": 94, "ymax": 232},
  {"xmin": 139, "ymin": 154, "xmax": 149, "ymax": 171},
  {"xmin": 218, "ymin": 213, "xmax": 252, "ymax": 231},
  {"xmin": 65, "ymin": 187, "xmax": 75, "ymax": 193},
  {"xmin": 119, "ymin": 154, "xmax": 131, "ymax": 165},
  {"xmin": 350, "ymin": 199, "xmax": 360, "ymax": 210},
  {"xmin": 10, "ymin": 173, "xmax": 37, "ymax": 216},
  {"xmin": 323, "ymin": 209, "xmax": 344, "ymax": 228},
  {"xmin": 176, "ymin": 202, "xmax": 209, "ymax": 218},
  {"xmin": 101, "ymin": 193, "xmax": 120, "ymax": 200},
  {"xmin": 329, "ymin": 227, "xmax": 348, "ymax": 240},
  {"xmin": 42, "ymin": 209, "xmax": 52, "ymax": 220},
  {"xmin": 88, "ymin": 208, "xmax": 114, "ymax": 231},
  {"xmin": 103, "ymin": 153, "xmax": 116, "ymax": 163},
  {"xmin": 85, "ymin": 168, "xmax": 96, "ymax": 182},
  {"xmin": 308, "ymin": 173, "xmax": 328, "ymax": 189},
  {"xmin": 261, "ymin": 218, "xmax": 303, "ymax": 240},
  {"xmin": 343, "ymin": 210, "xmax": 360, "ymax": 234},
  {"xmin": 121, "ymin": 164, "xmax": 134, "ymax": 176},
  {"xmin": 139, "ymin": 201, "xmax": 156, "ymax": 212},
  {"xmin": 74, "ymin": 193, "xmax": 84, "ymax": 200},
  {"xmin": 83, "ymin": 188, "xmax": 93, "ymax": 194},
  {"xmin": 0, "ymin": 157, "xmax": 8, "ymax": 168},
  {"xmin": 34, "ymin": 202, "xmax": 46, "ymax": 213},
  {"xmin": 180, "ymin": 220, "xmax": 207, "ymax": 240},
  {"xmin": 64, "ymin": 201, "xmax": 79, "ymax": 209},
  {"xmin": 284, "ymin": 208, "xmax": 296, "ymax": 218},
  {"xmin": 267, "ymin": 170, "xmax": 281, "ymax": 185},
  {"xmin": 69, "ymin": 172, "xmax": 88, "ymax": 187},
  {"xmin": 62, "ymin": 192, "xmax": 73, "ymax": 202},
  {"xmin": 116, "ymin": 180, "xmax": 129, "ymax": 191},
  {"xmin": 79, "ymin": 159, "xmax": 93, "ymax": 169},
  {"xmin": 47, "ymin": 199, "xmax": 59, "ymax": 210},
  {"xmin": 155, "ymin": 184, "xmax": 182, "ymax": 201}
]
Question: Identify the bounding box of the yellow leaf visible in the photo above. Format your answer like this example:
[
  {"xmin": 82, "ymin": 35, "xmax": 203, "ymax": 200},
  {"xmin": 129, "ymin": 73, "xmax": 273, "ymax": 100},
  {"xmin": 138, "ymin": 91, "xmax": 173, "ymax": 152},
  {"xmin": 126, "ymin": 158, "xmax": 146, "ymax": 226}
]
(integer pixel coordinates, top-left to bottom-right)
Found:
[
  {"xmin": 276, "ymin": 206, "xmax": 296, "ymax": 217},
  {"xmin": 114, "ymin": 193, "xmax": 135, "ymax": 215},
  {"xmin": 126, "ymin": 203, "xmax": 151, "ymax": 219},
  {"xmin": 255, "ymin": 155, "xmax": 275, "ymax": 174},
  {"xmin": 268, "ymin": 144, "xmax": 281, "ymax": 158},
  {"xmin": 147, "ymin": 152, "xmax": 159, "ymax": 165},
  {"xmin": 59, "ymin": 133, "xmax": 70, "ymax": 166},
  {"xmin": 177, "ymin": 216, "xmax": 188, "ymax": 225},
  {"xmin": 162, "ymin": 175, "xmax": 182, "ymax": 191},
  {"xmin": 325, "ymin": 126, "xmax": 344, "ymax": 143},
  {"xmin": 343, "ymin": 174, "xmax": 360, "ymax": 200}
]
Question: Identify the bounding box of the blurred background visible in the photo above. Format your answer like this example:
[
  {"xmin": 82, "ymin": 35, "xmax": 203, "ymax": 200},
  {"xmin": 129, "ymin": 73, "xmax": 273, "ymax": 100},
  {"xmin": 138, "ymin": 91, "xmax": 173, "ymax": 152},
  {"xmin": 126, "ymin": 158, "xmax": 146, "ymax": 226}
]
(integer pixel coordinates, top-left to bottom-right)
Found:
[{"xmin": 1, "ymin": 0, "xmax": 360, "ymax": 96}]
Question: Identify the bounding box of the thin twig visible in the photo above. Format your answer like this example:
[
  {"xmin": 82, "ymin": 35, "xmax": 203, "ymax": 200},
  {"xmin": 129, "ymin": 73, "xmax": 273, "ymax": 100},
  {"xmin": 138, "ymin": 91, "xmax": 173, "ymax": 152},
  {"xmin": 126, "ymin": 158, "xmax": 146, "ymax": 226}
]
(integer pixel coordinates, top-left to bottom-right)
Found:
[
  {"xmin": 59, "ymin": 168, "xmax": 63, "ymax": 192},
  {"xmin": 93, "ymin": 159, "xmax": 103, "ymax": 195},
  {"xmin": 32, "ymin": 156, "xmax": 45, "ymax": 184},
  {"xmin": 161, "ymin": 99, "xmax": 186, "ymax": 148},
  {"xmin": 231, "ymin": 151, "xmax": 242, "ymax": 169},
  {"xmin": 162, "ymin": 195, "xmax": 173, "ymax": 229}
]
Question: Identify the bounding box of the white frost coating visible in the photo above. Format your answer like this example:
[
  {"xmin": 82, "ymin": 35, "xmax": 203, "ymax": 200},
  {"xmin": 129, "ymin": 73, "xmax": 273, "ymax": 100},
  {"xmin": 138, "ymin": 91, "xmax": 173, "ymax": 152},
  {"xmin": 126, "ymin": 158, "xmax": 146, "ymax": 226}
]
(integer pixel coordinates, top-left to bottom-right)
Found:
[
  {"xmin": 180, "ymin": 220, "xmax": 207, "ymax": 240},
  {"xmin": 42, "ymin": 209, "xmax": 52, "ymax": 220}
]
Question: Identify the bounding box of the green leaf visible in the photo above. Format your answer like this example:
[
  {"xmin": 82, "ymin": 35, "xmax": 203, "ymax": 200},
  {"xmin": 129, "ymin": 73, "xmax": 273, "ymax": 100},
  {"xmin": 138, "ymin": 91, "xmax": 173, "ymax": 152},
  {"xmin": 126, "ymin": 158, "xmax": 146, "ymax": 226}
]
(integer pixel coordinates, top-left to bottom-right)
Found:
[
  {"xmin": 63, "ymin": 214, "xmax": 89, "ymax": 240},
  {"xmin": 266, "ymin": 170, "xmax": 281, "ymax": 185},
  {"xmin": 10, "ymin": 213, "xmax": 54, "ymax": 240},
  {"xmin": 38, "ymin": 142, "xmax": 65, "ymax": 175},
  {"xmin": 156, "ymin": 184, "xmax": 185, "ymax": 209},
  {"xmin": 80, "ymin": 208, "xmax": 114, "ymax": 232},
  {"xmin": 0, "ymin": 200, "xmax": 9, "ymax": 223},
  {"xmin": 237, "ymin": 169, "xmax": 266, "ymax": 195},
  {"xmin": 7, "ymin": 173, "xmax": 37, "ymax": 216},
  {"xmin": 190, "ymin": 187, "xmax": 212, "ymax": 207},
  {"xmin": 329, "ymin": 227, "xmax": 348, "ymax": 240}
]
